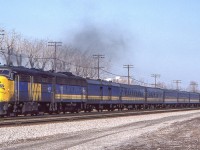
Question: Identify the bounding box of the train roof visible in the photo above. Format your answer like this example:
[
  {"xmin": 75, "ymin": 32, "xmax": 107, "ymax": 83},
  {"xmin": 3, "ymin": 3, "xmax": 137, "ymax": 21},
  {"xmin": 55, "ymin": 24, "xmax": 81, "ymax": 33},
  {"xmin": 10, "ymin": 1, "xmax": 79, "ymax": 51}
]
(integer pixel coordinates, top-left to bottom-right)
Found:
[
  {"xmin": 190, "ymin": 92, "xmax": 200, "ymax": 95},
  {"xmin": 1, "ymin": 66, "xmax": 200, "ymax": 94},
  {"xmin": 163, "ymin": 88, "xmax": 194, "ymax": 94},
  {"xmin": 178, "ymin": 90, "xmax": 191, "ymax": 94},
  {"xmin": 86, "ymin": 78, "xmax": 120, "ymax": 87},
  {"xmin": 119, "ymin": 83, "xmax": 146, "ymax": 89},
  {"xmin": 1, "ymin": 65, "xmax": 53, "ymax": 76},
  {"xmin": 0, "ymin": 65, "xmax": 85, "ymax": 80}
]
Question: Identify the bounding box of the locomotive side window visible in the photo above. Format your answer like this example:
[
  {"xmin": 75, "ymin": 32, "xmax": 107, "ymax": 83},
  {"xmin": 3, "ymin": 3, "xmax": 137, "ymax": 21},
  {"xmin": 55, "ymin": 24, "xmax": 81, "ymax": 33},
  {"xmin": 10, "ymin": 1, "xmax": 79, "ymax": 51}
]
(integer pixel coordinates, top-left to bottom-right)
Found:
[
  {"xmin": 19, "ymin": 74, "xmax": 30, "ymax": 82},
  {"xmin": 34, "ymin": 76, "xmax": 42, "ymax": 83}
]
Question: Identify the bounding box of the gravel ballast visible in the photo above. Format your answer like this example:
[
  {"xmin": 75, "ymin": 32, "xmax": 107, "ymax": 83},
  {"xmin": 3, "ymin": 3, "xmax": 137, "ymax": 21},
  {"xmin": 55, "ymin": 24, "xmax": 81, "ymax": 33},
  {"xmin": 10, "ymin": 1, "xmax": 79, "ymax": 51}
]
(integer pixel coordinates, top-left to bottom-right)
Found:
[{"xmin": 1, "ymin": 110, "xmax": 200, "ymax": 149}]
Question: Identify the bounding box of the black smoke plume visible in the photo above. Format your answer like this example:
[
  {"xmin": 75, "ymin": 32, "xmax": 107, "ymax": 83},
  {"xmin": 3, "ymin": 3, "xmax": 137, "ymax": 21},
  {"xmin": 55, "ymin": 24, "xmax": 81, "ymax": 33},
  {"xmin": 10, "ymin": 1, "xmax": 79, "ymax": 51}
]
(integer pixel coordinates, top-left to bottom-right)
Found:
[{"xmin": 66, "ymin": 23, "xmax": 134, "ymax": 62}]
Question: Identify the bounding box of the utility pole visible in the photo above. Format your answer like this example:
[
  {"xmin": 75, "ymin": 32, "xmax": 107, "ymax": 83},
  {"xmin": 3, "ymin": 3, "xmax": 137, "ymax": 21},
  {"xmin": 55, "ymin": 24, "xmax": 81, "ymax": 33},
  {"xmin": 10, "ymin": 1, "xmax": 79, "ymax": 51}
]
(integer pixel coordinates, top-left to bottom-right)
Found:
[
  {"xmin": 190, "ymin": 81, "xmax": 198, "ymax": 92},
  {"xmin": 48, "ymin": 41, "xmax": 62, "ymax": 72},
  {"xmin": 0, "ymin": 30, "xmax": 4, "ymax": 50},
  {"xmin": 151, "ymin": 74, "xmax": 160, "ymax": 88},
  {"xmin": 93, "ymin": 54, "xmax": 105, "ymax": 79},
  {"xmin": 173, "ymin": 80, "xmax": 181, "ymax": 90},
  {"xmin": 48, "ymin": 41, "xmax": 62, "ymax": 113},
  {"xmin": 123, "ymin": 64, "xmax": 134, "ymax": 85},
  {"xmin": 0, "ymin": 30, "xmax": 4, "ymax": 36},
  {"xmin": 0, "ymin": 29, "xmax": 13, "ymax": 66},
  {"xmin": 0, "ymin": 30, "xmax": 5, "ymax": 65}
]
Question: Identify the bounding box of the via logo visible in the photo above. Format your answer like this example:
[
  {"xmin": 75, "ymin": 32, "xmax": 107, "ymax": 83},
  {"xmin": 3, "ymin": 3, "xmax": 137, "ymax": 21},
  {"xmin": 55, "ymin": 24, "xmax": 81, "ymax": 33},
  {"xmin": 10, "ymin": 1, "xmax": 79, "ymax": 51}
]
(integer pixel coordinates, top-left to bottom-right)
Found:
[
  {"xmin": 48, "ymin": 86, "xmax": 52, "ymax": 93},
  {"xmin": 82, "ymin": 88, "xmax": 86, "ymax": 94}
]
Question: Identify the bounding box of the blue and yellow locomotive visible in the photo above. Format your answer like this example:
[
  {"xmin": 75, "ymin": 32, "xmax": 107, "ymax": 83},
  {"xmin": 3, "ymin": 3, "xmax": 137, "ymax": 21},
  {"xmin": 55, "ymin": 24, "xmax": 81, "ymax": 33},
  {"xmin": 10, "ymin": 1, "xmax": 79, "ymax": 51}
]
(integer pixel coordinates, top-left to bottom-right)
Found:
[{"xmin": 0, "ymin": 66, "xmax": 87, "ymax": 116}]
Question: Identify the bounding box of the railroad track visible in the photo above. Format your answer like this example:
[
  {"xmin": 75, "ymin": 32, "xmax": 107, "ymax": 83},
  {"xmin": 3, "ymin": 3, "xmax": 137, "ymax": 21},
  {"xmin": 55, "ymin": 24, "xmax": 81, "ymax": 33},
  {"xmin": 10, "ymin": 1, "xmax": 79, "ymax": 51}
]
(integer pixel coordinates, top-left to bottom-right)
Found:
[{"xmin": 0, "ymin": 108, "xmax": 199, "ymax": 127}]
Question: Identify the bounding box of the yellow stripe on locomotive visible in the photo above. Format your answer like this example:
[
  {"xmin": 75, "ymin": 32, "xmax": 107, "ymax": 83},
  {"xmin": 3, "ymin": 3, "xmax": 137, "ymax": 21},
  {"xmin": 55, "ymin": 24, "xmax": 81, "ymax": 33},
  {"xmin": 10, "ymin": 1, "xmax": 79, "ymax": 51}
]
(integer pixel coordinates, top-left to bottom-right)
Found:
[
  {"xmin": 87, "ymin": 95, "xmax": 120, "ymax": 100},
  {"xmin": 0, "ymin": 76, "xmax": 14, "ymax": 102},
  {"xmin": 55, "ymin": 94, "xmax": 86, "ymax": 100}
]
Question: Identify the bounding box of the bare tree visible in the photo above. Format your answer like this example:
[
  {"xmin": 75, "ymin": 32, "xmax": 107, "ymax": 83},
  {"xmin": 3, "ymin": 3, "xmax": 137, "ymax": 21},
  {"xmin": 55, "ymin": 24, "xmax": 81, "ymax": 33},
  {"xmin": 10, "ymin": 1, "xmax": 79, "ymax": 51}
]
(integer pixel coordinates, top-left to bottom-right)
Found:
[
  {"xmin": 72, "ymin": 50, "xmax": 101, "ymax": 78},
  {"xmin": 55, "ymin": 46, "xmax": 98, "ymax": 78},
  {"xmin": 55, "ymin": 45, "xmax": 76, "ymax": 72},
  {"xmin": 157, "ymin": 82, "xmax": 167, "ymax": 89},
  {"xmin": 13, "ymin": 35, "xmax": 25, "ymax": 66},
  {"xmin": 23, "ymin": 39, "xmax": 41, "ymax": 68},
  {"xmin": 55, "ymin": 45, "xmax": 98, "ymax": 78},
  {"xmin": 34, "ymin": 40, "xmax": 52, "ymax": 70},
  {"xmin": 1, "ymin": 30, "xmax": 20, "ymax": 65}
]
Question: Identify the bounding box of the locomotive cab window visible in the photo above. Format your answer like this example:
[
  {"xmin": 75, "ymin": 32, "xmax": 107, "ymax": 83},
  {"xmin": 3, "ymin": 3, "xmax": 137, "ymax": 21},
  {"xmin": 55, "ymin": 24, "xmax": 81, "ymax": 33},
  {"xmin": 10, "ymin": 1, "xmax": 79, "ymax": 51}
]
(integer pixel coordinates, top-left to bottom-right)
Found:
[{"xmin": 0, "ymin": 69, "xmax": 10, "ymax": 77}]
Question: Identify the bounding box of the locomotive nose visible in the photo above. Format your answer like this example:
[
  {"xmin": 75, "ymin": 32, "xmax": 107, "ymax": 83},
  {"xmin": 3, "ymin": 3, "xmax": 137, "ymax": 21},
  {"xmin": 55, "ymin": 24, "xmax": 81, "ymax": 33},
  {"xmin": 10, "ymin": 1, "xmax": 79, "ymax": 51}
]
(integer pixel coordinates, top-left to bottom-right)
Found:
[{"xmin": 0, "ymin": 76, "xmax": 8, "ymax": 102}]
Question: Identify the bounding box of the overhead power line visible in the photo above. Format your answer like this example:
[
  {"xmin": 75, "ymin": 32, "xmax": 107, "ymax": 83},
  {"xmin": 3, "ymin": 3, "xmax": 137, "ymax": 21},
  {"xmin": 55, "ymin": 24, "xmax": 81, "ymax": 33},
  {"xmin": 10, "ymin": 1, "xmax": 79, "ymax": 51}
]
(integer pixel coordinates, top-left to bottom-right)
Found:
[{"xmin": 100, "ymin": 68, "xmax": 150, "ymax": 86}]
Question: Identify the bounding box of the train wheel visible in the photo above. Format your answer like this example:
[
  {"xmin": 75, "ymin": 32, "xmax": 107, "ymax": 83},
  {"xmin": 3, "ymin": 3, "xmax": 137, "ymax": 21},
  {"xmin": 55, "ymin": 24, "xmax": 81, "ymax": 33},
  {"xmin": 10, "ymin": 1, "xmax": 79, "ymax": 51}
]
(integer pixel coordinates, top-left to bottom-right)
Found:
[
  {"xmin": 13, "ymin": 112, "xmax": 18, "ymax": 117},
  {"xmin": 76, "ymin": 108, "xmax": 81, "ymax": 113}
]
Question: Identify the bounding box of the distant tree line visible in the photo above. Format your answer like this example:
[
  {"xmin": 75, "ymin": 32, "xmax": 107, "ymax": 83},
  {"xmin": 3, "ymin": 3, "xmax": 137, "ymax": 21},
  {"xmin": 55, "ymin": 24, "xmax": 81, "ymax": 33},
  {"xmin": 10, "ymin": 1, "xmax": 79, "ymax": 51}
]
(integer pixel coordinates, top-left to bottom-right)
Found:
[{"xmin": 0, "ymin": 28, "xmax": 110, "ymax": 79}]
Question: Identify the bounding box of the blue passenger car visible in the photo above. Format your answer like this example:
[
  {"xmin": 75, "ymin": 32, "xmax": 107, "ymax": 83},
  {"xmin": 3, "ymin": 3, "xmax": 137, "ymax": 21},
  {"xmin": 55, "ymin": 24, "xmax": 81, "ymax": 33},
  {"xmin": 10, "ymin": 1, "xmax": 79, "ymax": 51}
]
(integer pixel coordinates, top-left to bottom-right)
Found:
[
  {"xmin": 164, "ymin": 89, "xmax": 178, "ymax": 104},
  {"xmin": 87, "ymin": 79, "xmax": 102, "ymax": 102},
  {"xmin": 86, "ymin": 79, "xmax": 120, "ymax": 103},
  {"xmin": 51, "ymin": 72, "xmax": 87, "ymax": 113},
  {"xmin": 120, "ymin": 84, "xmax": 145, "ymax": 104},
  {"xmin": 86, "ymin": 79, "xmax": 120, "ymax": 111},
  {"xmin": 55, "ymin": 84, "xmax": 86, "ymax": 103},
  {"xmin": 190, "ymin": 92, "xmax": 200, "ymax": 104},
  {"xmin": 146, "ymin": 87, "xmax": 164, "ymax": 103},
  {"xmin": 178, "ymin": 91, "xmax": 189, "ymax": 103}
]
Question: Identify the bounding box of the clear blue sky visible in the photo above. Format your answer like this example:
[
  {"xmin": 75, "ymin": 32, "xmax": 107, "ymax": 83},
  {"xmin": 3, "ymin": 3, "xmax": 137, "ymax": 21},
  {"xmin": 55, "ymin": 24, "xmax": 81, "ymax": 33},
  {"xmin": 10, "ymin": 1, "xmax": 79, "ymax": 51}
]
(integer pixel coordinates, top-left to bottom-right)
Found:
[{"xmin": 0, "ymin": 0, "xmax": 200, "ymax": 89}]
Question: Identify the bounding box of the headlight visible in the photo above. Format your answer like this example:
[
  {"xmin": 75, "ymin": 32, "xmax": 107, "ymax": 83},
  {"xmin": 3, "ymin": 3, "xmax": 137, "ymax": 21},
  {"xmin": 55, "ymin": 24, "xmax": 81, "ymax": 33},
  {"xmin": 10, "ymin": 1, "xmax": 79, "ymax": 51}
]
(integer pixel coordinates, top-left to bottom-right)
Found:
[{"xmin": 0, "ymin": 84, "xmax": 4, "ymax": 89}]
